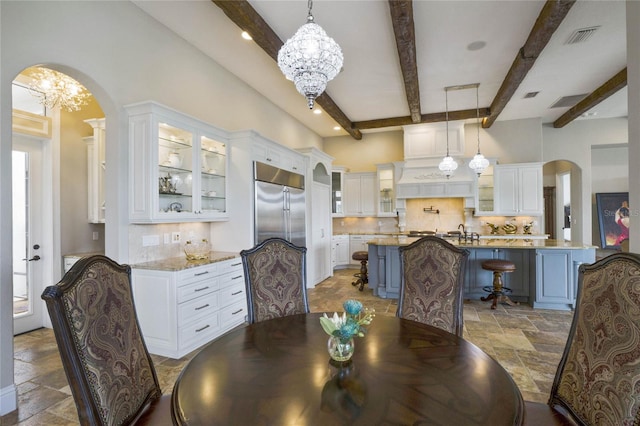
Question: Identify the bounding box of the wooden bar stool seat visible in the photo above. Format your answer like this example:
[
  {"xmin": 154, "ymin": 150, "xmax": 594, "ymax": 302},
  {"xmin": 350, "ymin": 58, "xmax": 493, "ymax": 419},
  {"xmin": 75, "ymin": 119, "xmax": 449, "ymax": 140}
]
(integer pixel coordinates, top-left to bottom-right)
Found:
[
  {"xmin": 480, "ymin": 259, "xmax": 518, "ymax": 309},
  {"xmin": 351, "ymin": 251, "xmax": 368, "ymax": 291}
]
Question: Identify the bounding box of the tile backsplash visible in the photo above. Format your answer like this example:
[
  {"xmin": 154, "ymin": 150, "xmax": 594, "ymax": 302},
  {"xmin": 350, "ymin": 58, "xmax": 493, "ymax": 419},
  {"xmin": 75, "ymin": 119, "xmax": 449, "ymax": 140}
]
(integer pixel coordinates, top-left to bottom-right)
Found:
[
  {"xmin": 128, "ymin": 223, "xmax": 211, "ymax": 264},
  {"xmin": 333, "ymin": 197, "xmax": 542, "ymax": 235}
]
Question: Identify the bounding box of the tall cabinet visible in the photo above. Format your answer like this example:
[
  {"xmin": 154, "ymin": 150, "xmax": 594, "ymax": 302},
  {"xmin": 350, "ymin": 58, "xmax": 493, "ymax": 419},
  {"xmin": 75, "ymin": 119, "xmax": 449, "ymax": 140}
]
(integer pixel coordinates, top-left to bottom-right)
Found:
[
  {"xmin": 126, "ymin": 101, "xmax": 230, "ymax": 223},
  {"xmin": 84, "ymin": 118, "xmax": 106, "ymax": 223}
]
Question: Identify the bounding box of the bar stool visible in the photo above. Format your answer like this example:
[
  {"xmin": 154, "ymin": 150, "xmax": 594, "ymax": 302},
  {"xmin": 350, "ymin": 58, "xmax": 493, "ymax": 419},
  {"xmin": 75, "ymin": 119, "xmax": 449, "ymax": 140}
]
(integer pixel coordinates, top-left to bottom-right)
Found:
[
  {"xmin": 480, "ymin": 259, "xmax": 518, "ymax": 310},
  {"xmin": 351, "ymin": 251, "xmax": 368, "ymax": 291}
]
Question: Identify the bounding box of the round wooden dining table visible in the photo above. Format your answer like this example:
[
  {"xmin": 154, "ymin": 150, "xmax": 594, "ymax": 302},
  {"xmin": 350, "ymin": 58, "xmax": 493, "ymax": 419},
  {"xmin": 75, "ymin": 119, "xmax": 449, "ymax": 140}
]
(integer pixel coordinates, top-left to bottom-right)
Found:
[{"xmin": 171, "ymin": 313, "xmax": 524, "ymax": 425}]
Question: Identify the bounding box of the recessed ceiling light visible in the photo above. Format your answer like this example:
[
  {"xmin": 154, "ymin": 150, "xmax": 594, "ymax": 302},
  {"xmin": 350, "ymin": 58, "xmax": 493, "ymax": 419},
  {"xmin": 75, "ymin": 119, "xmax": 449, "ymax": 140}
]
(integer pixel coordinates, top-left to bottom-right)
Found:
[
  {"xmin": 313, "ymin": 109, "xmax": 322, "ymax": 115},
  {"xmin": 333, "ymin": 126, "xmax": 340, "ymax": 131},
  {"xmin": 467, "ymin": 41, "xmax": 486, "ymax": 51},
  {"xmin": 241, "ymin": 31, "xmax": 252, "ymax": 40}
]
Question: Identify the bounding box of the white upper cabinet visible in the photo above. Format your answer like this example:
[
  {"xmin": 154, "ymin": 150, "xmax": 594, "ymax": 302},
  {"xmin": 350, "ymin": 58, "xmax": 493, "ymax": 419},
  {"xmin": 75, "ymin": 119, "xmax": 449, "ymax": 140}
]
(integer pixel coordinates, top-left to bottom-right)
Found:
[
  {"xmin": 126, "ymin": 101, "xmax": 230, "ymax": 223},
  {"xmin": 495, "ymin": 163, "xmax": 543, "ymax": 216},
  {"xmin": 403, "ymin": 122, "xmax": 465, "ymax": 159},
  {"xmin": 343, "ymin": 172, "xmax": 376, "ymax": 217},
  {"xmin": 376, "ymin": 163, "xmax": 396, "ymax": 216}
]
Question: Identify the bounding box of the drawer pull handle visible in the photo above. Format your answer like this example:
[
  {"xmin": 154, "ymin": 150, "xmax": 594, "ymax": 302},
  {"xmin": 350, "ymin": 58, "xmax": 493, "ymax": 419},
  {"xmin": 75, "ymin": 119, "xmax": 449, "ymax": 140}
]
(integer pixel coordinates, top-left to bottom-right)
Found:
[
  {"xmin": 232, "ymin": 309, "xmax": 243, "ymax": 315},
  {"xmin": 231, "ymin": 291, "xmax": 242, "ymax": 296},
  {"xmin": 232, "ymin": 275, "xmax": 243, "ymax": 280},
  {"xmin": 231, "ymin": 262, "xmax": 242, "ymax": 267},
  {"xmin": 194, "ymin": 286, "xmax": 210, "ymax": 292},
  {"xmin": 195, "ymin": 304, "xmax": 210, "ymax": 311},
  {"xmin": 194, "ymin": 271, "xmax": 210, "ymax": 277},
  {"xmin": 195, "ymin": 324, "xmax": 210, "ymax": 333}
]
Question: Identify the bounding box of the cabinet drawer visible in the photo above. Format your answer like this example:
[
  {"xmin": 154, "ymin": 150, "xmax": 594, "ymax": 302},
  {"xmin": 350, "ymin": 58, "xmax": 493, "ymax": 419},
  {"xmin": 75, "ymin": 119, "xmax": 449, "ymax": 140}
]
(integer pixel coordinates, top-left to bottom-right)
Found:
[
  {"xmin": 218, "ymin": 282, "xmax": 246, "ymax": 307},
  {"xmin": 177, "ymin": 277, "xmax": 220, "ymax": 304},
  {"xmin": 177, "ymin": 264, "xmax": 219, "ymax": 287},
  {"xmin": 219, "ymin": 269, "xmax": 244, "ymax": 290},
  {"xmin": 218, "ymin": 258, "xmax": 243, "ymax": 276},
  {"xmin": 220, "ymin": 300, "xmax": 247, "ymax": 329},
  {"xmin": 179, "ymin": 313, "xmax": 220, "ymax": 348},
  {"xmin": 178, "ymin": 292, "xmax": 219, "ymax": 325}
]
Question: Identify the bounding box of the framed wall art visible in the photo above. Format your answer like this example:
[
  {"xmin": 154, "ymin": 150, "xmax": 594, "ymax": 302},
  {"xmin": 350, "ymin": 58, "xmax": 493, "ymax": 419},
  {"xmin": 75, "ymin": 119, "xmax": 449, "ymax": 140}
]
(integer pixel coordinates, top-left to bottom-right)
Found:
[{"xmin": 595, "ymin": 192, "xmax": 629, "ymax": 249}]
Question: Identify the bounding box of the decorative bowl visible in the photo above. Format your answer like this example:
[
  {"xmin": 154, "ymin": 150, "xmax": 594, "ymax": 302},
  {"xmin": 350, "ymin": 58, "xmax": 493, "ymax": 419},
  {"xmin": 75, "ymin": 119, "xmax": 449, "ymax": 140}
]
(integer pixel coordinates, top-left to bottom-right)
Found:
[{"xmin": 184, "ymin": 239, "xmax": 211, "ymax": 260}]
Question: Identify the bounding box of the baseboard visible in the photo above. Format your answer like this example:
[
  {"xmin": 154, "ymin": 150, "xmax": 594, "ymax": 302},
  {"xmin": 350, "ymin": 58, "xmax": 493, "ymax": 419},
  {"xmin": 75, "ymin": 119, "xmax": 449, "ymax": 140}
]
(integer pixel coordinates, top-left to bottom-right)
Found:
[{"xmin": 0, "ymin": 383, "xmax": 17, "ymax": 416}]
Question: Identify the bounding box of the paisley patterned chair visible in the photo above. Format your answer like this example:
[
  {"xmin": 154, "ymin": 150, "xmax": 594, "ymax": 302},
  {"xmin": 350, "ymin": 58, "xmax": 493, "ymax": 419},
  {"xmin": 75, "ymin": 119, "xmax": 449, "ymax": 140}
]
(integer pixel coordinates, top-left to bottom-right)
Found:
[
  {"xmin": 397, "ymin": 236, "xmax": 469, "ymax": 337},
  {"xmin": 41, "ymin": 255, "xmax": 172, "ymax": 426},
  {"xmin": 240, "ymin": 237, "xmax": 309, "ymax": 324},
  {"xmin": 525, "ymin": 252, "xmax": 640, "ymax": 425}
]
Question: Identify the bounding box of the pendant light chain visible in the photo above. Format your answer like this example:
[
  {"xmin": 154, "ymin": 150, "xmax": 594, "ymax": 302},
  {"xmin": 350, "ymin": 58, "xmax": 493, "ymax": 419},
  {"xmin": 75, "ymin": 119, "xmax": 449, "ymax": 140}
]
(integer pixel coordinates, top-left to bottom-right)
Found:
[
  {"xmin": 438, "ymin": 87, "xmax": 458, "ymax": 179},
  {"xmin": 468, "ymin": 84, "xmax": 490, "ymax": 176}
]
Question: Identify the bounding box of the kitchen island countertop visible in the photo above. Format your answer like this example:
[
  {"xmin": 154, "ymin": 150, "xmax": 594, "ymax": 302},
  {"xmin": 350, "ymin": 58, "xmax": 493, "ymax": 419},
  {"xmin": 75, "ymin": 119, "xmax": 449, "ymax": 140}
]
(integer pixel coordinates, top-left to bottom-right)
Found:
[
  {"xmin": 130, "ymin": 251, "xmax": 239, "ymax": 271},
  {"xmin": 368, "ymin": 237, "xmax": 595, "ymax": 250}
]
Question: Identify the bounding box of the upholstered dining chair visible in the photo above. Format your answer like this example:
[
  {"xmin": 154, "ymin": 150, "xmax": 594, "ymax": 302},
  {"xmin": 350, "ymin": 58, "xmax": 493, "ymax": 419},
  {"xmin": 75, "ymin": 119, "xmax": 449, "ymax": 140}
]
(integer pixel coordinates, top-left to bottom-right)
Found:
[
  {"xmin": 240, "ymin": 237, "xmax": 309, "ymax": 323},
  {"xmin": 524, "ymin": 252, "xmax": 640, "ymax": 425},
  {"xmin": 41, "ymin": 255, "xmax": 172, "ymax": 426},
  {"xmin": 397, "ymin": 236, "xmax": 470, "ymax": 337}
]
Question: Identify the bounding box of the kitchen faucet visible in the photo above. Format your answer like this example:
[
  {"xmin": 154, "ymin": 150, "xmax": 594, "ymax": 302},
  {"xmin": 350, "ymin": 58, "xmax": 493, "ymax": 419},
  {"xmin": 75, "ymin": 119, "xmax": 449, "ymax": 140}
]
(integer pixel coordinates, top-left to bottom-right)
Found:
[{"xmin": 457, "ymin": 223, "xmax": 479, "ymax": 244}]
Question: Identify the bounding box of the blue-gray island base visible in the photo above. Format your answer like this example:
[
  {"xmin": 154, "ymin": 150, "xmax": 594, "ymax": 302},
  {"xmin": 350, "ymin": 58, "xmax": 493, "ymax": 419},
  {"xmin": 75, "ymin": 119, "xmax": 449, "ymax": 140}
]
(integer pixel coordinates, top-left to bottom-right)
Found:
[{"xmin": 368, "ymin": 237, "xmax": 596, "ymax": 310}]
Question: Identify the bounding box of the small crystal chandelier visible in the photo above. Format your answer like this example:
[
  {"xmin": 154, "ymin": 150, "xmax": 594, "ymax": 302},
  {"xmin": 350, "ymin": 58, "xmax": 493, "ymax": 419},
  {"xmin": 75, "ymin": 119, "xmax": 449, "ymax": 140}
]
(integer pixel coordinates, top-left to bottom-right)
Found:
[
  {"xmin": 439, "ymin": 88, "xmax": 458, "ymax": 179},
  {"xmin": 28, "ymin": 67, "xmax": 90, "ymax": 112},
  {"xmin": 277, "ymin": 0, "xmax": 343, "ymax": 109},
  {"xmin": 468, "ymin": 84, "xmax": 490, "ymax": 176}
]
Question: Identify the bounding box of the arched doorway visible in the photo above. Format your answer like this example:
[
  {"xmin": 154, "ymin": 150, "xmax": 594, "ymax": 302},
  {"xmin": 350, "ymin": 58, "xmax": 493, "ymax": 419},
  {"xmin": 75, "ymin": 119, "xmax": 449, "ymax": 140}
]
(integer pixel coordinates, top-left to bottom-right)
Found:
[
  {"xmin": 542, "ymin": 160, "xmax": 582, "ymax": 243},
  {"xmin": 11, "ymin": 66, "xmax": 106, "ymax": 334}
]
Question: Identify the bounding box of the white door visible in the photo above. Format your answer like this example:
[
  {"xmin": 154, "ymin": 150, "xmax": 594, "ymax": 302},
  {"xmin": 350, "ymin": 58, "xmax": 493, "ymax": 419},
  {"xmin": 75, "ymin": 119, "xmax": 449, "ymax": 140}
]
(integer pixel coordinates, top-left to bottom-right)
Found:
[{"xmin": 13, "ymin": 136, "xmax": 45, "ymax": 334}]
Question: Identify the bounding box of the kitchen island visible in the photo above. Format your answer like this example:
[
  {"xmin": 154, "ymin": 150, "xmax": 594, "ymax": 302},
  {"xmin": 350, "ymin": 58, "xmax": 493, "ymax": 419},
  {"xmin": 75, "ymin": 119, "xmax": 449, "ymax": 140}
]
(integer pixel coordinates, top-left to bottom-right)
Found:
[{"xmin": 368, "ymin": 237, "xmax": 596, "ymax": 310}]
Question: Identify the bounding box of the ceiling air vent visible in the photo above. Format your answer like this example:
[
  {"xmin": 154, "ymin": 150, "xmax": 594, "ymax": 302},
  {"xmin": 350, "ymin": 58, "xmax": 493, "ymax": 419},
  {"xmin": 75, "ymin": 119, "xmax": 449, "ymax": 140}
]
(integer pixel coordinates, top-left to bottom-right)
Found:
[
  {"xmin": 550, "ymin": 94, "xmax": 588, "ymax": 109},
  {"xmin": 524, "ymin": 91, "xmax": 539, "ymax": 99},
  {"xmin": 565, "ymin": 26, "xmax": 600, "ymax": 45}
]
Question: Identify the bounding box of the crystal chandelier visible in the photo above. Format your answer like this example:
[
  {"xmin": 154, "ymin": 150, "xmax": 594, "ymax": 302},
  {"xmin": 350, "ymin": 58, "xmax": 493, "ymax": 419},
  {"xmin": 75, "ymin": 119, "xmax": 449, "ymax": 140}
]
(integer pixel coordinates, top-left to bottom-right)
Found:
[
  {"xmin": 277, "ymin": 0, "xmax": 343, "ymax": 109},
  {"xmin": 468, "ymin": 84, "xmax": 490, "ymax": 176},
  {"xmin": 438, "ymin": 88, "xmax": 458, "ymax": 179},
  {"xmin": 28, "ymin": 67, "xmax": 90, "ymax": 112}
]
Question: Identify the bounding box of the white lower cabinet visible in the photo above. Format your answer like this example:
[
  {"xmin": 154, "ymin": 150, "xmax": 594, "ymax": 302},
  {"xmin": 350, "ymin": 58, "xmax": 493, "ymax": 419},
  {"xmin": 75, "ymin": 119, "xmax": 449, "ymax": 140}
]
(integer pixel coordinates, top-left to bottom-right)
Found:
[
  {"xmin": 132, "ymin": 257, "xmax": 246, "ymax": 358},
  {"xmin": 332, "ymin": 235, "xmax": 350, "ymax": 269}
]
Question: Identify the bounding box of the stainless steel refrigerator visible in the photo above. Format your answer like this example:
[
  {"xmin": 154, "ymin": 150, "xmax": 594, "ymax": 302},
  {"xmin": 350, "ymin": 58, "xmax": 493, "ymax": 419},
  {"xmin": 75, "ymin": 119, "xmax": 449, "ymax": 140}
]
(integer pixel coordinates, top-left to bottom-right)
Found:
[{"xmin": 254, "ymin": 161, "xmax": 306, "ymax": 247}]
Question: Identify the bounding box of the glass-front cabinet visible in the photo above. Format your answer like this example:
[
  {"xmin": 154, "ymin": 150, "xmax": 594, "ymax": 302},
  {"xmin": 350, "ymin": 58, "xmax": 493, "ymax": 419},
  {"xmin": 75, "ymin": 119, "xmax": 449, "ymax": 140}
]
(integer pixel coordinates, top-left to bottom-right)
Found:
[
  {"xmin": 475, "ymin": 164, "xmax": 495, "ymax": 215},
  {"xmin": 331, "ymin": 167, "xmax": 346, "ymax": 217},
  {"xmin": 127, "ymin": 101, "xmax": 229, "ymax": 223},
  {"xmin": 377, "ymin": 163, "xmax": 395, "ymax": 216}
]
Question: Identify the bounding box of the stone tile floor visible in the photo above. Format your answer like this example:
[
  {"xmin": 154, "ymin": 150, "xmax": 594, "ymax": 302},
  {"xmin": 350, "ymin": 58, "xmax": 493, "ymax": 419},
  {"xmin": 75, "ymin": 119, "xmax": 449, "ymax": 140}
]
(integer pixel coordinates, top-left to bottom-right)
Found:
[{"xmin": 1, "ymin": 268, "xmax": 573, "ymax": 425}]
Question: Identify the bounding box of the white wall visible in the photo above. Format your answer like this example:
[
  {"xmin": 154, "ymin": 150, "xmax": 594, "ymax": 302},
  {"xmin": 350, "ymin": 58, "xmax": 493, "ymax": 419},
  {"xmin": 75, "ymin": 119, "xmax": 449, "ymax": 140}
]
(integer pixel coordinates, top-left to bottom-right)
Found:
[{"xmin": 0, "ymin": 1, "xmax": 322, "ymax": 414}]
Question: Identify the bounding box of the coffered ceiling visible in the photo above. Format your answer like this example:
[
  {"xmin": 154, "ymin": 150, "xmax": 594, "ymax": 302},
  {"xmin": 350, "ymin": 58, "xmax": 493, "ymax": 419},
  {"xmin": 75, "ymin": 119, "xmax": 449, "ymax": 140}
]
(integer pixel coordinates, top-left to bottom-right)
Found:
[{"xmin": 133, "ymin": 0, "xmax": 628, "ymax": 139}]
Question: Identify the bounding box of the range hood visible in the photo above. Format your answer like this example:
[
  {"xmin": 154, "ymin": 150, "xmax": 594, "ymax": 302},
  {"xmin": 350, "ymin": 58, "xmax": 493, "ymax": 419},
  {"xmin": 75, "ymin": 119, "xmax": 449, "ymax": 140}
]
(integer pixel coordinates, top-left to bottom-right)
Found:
[{"xmin": 396, "ymin": 123, "xmax": 475, "ymax": 200}]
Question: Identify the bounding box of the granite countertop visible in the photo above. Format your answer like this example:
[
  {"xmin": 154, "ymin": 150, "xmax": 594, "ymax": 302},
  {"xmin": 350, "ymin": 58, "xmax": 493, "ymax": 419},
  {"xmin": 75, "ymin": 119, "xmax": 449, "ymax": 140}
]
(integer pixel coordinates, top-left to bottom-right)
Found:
[
  {"xmin": 130, "ymin": 251, "xmax": 240, "ymax": 271},
  {"xmin": 333, "ymin": 232, "xmax": 549, "ymax": 239},
  {"xmin": 368, "ymin": 237, "xmax": 596, "ymax": 249}
]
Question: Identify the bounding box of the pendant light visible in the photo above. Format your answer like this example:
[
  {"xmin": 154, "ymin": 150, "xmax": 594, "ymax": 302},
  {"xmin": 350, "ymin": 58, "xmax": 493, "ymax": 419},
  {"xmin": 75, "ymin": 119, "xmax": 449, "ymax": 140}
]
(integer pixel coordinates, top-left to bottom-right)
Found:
[
  {"xmin": 468, "ymin": 84, "xmax": 490, "ymax": 176},
  {"xmin": 277, "ymin": 0, "xmax": 344, "ymax": 109},
  {"xmin": 438, "ymin": 87, "xmax": 458, "ymax": 179}
]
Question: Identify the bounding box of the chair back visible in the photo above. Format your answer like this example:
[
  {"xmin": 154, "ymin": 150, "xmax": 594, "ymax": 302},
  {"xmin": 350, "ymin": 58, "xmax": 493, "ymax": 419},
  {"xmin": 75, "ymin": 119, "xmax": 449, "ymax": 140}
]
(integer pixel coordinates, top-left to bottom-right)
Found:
[
  {"xmin": 397, "ymin": 236, "xmax": 469, "ymax": 336},
  {"xmin": 240, "ymin": 238, "xmax": 309, "ymax": 323},
  {"xmin": 41, "ymin": 255, "xmax": 162, "ymax": 426},
  {"xmin": 548, "ymin": 252, "xmax": 640, "ymax": 425}
]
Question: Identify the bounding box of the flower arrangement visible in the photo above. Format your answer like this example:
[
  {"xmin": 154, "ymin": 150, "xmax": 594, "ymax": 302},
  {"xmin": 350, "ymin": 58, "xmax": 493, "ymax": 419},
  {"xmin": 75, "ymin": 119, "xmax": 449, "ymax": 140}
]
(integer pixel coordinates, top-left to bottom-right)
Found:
[{"xmin": 320, "ymin": 299, "xmax": 375, "ymax": 344}]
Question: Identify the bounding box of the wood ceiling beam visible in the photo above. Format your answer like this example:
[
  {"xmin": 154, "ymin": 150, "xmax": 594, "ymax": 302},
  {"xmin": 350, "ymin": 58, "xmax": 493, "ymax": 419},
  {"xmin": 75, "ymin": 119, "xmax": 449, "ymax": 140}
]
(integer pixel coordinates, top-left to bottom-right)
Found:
[
  {"xmin": 388, "ymin": 0, "xmax": 421, "ymax": 123},
  {"xmin": 553, "ymin": 68, "xmax": 627, "ymax": 128},
  {"xmin": 212, "ymin": 0, "xmax": 362, "ymax": 140},
  {"xmin": 483, "ymin": 0, "xmax": 576, "ymax": 128},
  {"xmin": 354, "ymin": 108, "xmax": 491, "ymax": 130}
]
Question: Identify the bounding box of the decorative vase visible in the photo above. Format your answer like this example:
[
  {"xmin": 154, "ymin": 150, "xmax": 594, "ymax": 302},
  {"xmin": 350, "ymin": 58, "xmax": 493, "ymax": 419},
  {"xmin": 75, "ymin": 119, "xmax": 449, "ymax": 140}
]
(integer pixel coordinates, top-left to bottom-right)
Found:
[{"xmin": 327, "ymin": 336, "xmax": 354, "ymax": 362}]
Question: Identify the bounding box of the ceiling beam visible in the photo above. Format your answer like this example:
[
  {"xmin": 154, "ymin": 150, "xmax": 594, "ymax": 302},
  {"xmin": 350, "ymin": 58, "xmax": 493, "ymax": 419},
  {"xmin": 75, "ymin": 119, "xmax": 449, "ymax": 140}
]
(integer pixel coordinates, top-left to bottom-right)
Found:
[
  {"xmin": 553, "ymin": 68, "xmax": 627, "ymax": 128},
  {"xmin": 388, "ymin": 0, "xmax": 421, "ymax": 123},
  {"xmin": 354, "ymin": 108, "xmax": 491, "ymax": 130},
  {"xmin": 483, "ymin": 0, "xmax": 576, "ymax": 128},
  {"xmin": 211, "ymin": 0, "xmax": 362, "ymax": 140}
]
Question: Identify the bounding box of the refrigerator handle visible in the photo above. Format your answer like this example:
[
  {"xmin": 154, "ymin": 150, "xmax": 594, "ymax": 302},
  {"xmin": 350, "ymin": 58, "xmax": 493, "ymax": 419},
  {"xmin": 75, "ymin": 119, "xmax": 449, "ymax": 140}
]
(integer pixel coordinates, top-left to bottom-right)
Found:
[{"xmin": 284, "ymin": 187, "xmax": 290, "ymax": 239}]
